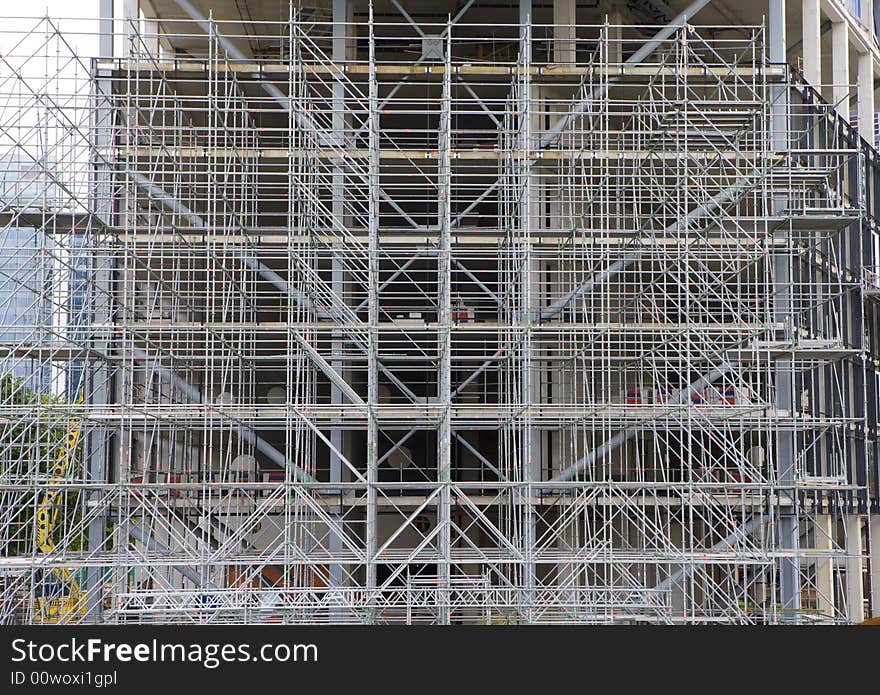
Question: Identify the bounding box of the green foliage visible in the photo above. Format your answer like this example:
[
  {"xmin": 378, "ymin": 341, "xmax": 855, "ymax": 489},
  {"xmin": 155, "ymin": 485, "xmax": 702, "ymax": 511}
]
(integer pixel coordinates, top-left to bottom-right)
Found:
[{"xmin": 1, "ymin": 373, "xmax": 85, "ymax": 555}]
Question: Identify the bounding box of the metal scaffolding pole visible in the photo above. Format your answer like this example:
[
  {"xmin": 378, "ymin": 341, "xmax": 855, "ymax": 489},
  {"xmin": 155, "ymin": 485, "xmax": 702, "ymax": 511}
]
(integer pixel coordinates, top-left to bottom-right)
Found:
[
  {"xmin": 366, "ymin": 1, "xmax": 379, "ymax": 621},
  {"xmin": 329, "ymin": 0, "xmax": 348, "ymax": 598},
  {"xmin": 768, "ymin": 0, "xmax": 800, "ymax": 622}
]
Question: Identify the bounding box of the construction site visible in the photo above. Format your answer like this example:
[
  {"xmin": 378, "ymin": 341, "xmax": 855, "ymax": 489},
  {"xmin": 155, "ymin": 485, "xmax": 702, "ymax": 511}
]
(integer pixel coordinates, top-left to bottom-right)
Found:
[{"xmin": 1, "ymin": 0, "xmax": 880, "ymax": 624}]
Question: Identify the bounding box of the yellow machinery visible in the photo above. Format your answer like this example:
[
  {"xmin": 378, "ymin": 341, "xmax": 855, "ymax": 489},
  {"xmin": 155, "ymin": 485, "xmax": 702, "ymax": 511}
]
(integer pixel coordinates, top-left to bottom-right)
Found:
[{"xmin": 33, "ymin": 395, "xmax": 85, "ymax": 622}]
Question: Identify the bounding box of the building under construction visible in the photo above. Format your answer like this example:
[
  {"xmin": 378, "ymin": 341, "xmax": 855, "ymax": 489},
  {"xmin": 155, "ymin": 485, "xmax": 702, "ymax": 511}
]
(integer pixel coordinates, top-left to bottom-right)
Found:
[{"xmin": 2, "ymin": 0, "xmax": 880, "ymax": 624}]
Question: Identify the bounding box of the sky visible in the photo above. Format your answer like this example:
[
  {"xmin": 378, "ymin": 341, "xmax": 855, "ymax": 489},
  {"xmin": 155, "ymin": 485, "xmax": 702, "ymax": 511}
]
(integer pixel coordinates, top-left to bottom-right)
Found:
[
  {"xmin": 0, "ymin": 1, "xmax": 102, "ymax": 206},
  {"xmin": 0, "ymin": 1, "xmax": 99, "ymax": 58}
]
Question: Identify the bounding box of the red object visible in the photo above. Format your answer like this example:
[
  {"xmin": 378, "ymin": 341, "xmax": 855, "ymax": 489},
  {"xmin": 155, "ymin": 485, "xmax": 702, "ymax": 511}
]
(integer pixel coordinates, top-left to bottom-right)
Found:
[
  {"xmin": 163, "ymin": 473, "xmax": 181, "ymax": 497},
  {"xmin": 625, "ymin": 389, "xmax": 642, "ymax": 405}
]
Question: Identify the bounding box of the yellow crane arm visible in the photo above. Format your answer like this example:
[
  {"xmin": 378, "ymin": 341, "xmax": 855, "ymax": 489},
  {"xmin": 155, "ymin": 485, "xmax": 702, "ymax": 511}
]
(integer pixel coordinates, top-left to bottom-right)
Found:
[
  {"xmin": 35, "ymin": 399, "xmax": 84, "ymax": 553},
  {"xmin": 33, "ymin": 395, "xmax": 85, "ymax": 622}
]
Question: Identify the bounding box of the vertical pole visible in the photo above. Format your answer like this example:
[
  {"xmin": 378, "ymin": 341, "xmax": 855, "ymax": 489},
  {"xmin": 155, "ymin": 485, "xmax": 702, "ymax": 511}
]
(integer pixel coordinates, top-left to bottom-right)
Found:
[
  {"xmin": 366, "ymin": 1, "xmax": 379, "ymax": 623},
  {"xmin": 329, "ymin": 0, "xmax": 348, "ymax": 602},
  {"xmin": 436, "ymin": 21, "xmax": 453, "ymax": 624},
  {"xmin": 84, "ymin": 0, "xmax": 117, "ymax": 624},
  {"xmin": 769, "ymin": 0, "xmax": 801, "ymax": 623},
  {"xmin": 519, "ymin": 0, "xmax": 538, "ymax": 623}
]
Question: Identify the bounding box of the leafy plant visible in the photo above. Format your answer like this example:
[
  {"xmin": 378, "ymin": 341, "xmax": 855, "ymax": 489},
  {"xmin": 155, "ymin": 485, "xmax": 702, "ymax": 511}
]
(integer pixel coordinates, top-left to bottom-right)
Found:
[{"xmin": 0, "ymin": 373, "xmax": 85, "ymax": 555}]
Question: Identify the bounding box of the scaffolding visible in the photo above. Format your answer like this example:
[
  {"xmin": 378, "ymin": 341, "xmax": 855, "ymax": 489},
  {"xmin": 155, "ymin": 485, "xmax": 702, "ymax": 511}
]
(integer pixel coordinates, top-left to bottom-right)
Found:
[{"xmin": 0, "ymin": 6, "xmax": 877, "ymax": 624}]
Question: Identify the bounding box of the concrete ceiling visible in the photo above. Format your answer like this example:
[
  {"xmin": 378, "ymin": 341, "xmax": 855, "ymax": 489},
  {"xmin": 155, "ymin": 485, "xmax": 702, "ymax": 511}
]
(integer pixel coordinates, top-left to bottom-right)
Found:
[
  {"xmin": 142, "ymin": 0, "xmax": 761, "ymax": 58},
  {"xmin": 144, "ymin": 0, "xmax": 755, "ymax": 25}
]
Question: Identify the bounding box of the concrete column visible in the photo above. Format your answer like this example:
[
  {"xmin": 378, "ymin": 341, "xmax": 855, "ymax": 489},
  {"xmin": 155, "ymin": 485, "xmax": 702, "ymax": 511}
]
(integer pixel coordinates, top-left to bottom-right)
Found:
[
  {"xmin": 858, "ymin": 51, "xmax": 875, "ymax": 146},
  {"xmin": 769, "ymin": 0, "xmax": 786, "ymax": 65},
  {"xmin": 553, "ymin": 0, "xmax": 576, "ymax": 64},
  {"xmin": 119, "ymin": 0, "xmax": 139, "ymax": 58},
  {"xmin": 802, "ymin": 0, "xmax": 821, "ymax": 87},
  {"xmin": 608, "ymin": 3, "xmax": 623, "ymax": 65},
  {"xmin": 861, "ymin": 0, "xmax": 875, "ymax": 34},
  {"xmin": 815, "ymin": 514, "xmax": 835, "ymax": 617},
  {"xmin": 140, "ymin": 0, "xmax": 173, "ymax": 58},
  {"xmin": 141, "ymin": 17, "xmax": 159, "ymax": 58},
  {"xmin": 871, "ymin": 514, "xmax": 880, "ymax": 617},
  {"xmin": 831, "ymin": 20, "xmax": 850, "ymax": 116},
  {"xmin": 845, "ymin": 515, "xmax": 865, "ymax": 622},
  {"xmin": 99, "ymin": 0, "xmax": 113, "ymax": 58}
]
